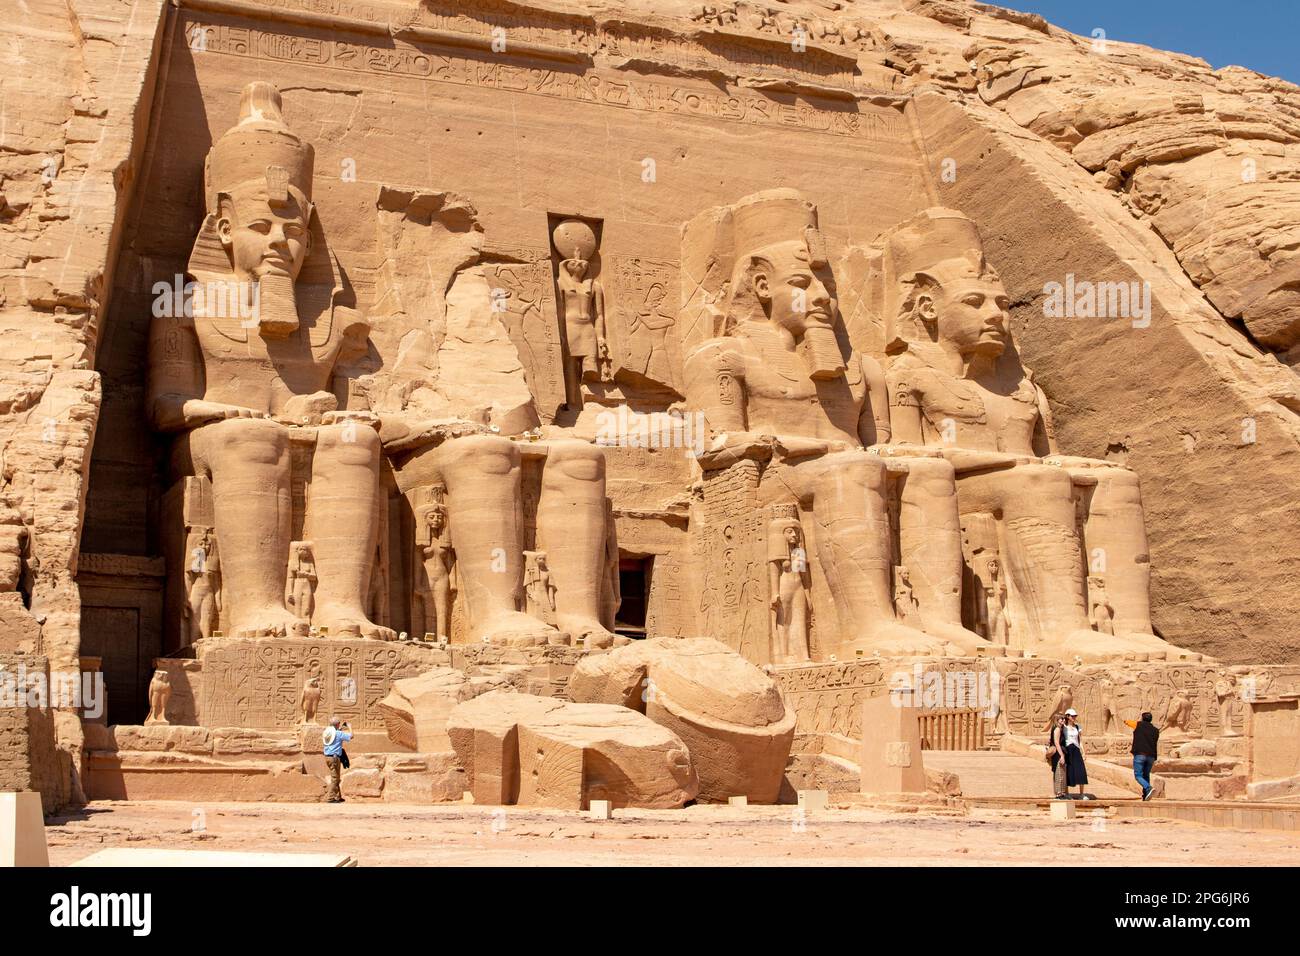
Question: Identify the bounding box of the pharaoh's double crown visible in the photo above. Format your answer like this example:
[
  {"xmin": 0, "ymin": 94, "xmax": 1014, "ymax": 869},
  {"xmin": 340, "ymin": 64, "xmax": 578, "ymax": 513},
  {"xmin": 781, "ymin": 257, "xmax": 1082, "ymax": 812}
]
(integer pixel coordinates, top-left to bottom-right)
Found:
[
  {"xmin": 877, "ymin": 207, "xmax": 1000, "ymax": 352},
  {"xmin": 730, "ymin": 188, "xmax": 827, "ymax": 268},
  {"xmin": 204, "ymin": 81, "xmax": 314, "ymax": 213}
]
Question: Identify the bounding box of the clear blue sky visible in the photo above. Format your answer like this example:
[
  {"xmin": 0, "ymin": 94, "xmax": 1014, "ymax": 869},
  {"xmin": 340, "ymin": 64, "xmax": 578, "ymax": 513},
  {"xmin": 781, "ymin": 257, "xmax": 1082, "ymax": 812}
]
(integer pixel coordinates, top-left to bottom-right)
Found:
[{"xmin": 1001, "ymin": 1, "xmax": 1300, "ymax": 85}]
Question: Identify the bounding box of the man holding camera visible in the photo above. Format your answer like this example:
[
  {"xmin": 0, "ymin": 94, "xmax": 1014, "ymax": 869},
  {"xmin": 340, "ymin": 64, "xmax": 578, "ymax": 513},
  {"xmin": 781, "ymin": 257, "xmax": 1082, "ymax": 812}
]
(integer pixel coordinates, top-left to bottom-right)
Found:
[{"xmin": 322, "ymin": 716, "xmax": 353, "ymax": 804}]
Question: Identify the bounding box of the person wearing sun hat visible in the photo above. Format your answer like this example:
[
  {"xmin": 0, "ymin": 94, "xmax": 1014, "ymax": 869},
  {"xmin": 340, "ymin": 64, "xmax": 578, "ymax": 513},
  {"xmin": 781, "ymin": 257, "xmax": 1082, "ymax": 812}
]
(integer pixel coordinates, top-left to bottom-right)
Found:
[{"xmin": 321, "ymin": 716, "xmax": 352, "ymax": 804}]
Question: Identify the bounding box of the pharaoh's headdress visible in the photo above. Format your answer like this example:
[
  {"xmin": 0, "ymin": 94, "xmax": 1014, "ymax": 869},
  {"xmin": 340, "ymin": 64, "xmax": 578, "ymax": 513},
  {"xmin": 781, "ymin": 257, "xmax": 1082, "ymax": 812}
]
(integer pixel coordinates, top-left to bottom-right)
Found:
[
  {"xmin": 205, "ymin": 81, "xmax": 314, "ymax": 215},
  {"xmin": 875, "ymin": 207, "xmax": 999, "ymax": 353},
  {"xmin": 731, "ymin": 189, "xmax": 826, "ymax": 270},
  {"xmin": 766, "ymin": 502, "xmax": 804, "ymax": 562},
  {"xmin": 727, "ymin": 189, "xmax": 829, "ymax": 327},
  {"xmin": 186, "ymin": 83, "xmax": 345, "ymax": 344}
]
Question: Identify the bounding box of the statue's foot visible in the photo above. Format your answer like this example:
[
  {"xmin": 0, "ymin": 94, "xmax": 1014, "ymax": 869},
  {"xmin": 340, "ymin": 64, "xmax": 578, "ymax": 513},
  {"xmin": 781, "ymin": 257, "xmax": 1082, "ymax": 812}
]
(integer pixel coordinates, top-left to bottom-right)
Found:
[
  {"xmin": 315, "ymin": 605, "xmax": 398, "ymax": 641},
  {"xmin": 475, "ymin": 610, "xmax": 561, "ymax": 647},
  {"xmin": 920, "ymin": 622, "xmax": 998, "ymax": 656},
  {"xmin": 229, "ymin": 607, "xmax": 301, "ymax": 639},
  {"xmin": 1038, "ymin": 630, "xmax": 1186, "ymax": 664},
  {"xmin": 557, "ymin": 614, "xmax": 617, "ymax": 651},
  {"xmin": 358, "ymin": 621, "xmax": 398, "ymax": 641},
  {"xmin": 1120, "ymin": 631, "xmax": 1206, "ymax": 663},
  {"xmin": 847, "ymin": 621, "xmax": 952, "ymax": 658}
]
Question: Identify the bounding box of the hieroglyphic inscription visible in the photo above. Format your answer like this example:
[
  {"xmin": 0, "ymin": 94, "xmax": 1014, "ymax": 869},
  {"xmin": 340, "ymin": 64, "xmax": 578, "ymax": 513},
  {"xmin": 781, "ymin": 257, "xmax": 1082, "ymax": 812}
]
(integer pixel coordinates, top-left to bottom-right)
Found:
[
  {"xmin": 187, "ymin": 0, "xmax": 866, "ymax": 87},
  {"xmin": 607, "ymin": 255, "xmax": 682, "ymax": 396},
  {"xmin": 699, "ymin": 460, "xmax": 766, "ymax": 663},
  {"xmin": 196, "ymin": 639, "xmax": 437, "ymax": 730},
  {"xmin": 775, "ymin": 659, "xmax": 886, "ymax": 737},
  {"xmin": 182, "ymin": 19, "xmax": 907, "ymax": 141},
  {"xmin": 482, "ymin": 259, "xmax": 566, "ymax": 422}
]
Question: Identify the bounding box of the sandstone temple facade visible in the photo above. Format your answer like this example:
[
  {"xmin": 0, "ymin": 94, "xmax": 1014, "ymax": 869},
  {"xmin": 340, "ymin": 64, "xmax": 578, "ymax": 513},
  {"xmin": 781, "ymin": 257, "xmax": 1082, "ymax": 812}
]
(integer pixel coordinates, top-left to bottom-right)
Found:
[{"xmin": 3, "ymin": 0, "xmax": 1300, "ymax": 810}]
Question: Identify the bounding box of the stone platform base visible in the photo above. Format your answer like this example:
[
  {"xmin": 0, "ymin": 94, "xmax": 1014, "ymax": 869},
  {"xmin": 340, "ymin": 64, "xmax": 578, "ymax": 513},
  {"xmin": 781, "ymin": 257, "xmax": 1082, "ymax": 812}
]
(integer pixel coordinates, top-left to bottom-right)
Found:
[
  {"xmin": 85, "ymin": 723, "xmax": 466, "ymax": 804},
  {"xmin": 152, "ymin": 637, "xmax": 588, "ymax": 733},
  {"xmin": 772, "ymin": 655, "xmax": 1300, "ymax": 745}
]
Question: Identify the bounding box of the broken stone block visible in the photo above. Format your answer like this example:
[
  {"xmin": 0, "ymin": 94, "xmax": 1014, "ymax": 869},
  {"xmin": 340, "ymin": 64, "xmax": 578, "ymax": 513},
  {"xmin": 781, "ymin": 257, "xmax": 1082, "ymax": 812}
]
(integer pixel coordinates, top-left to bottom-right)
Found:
[
  {"xmin": 567, "ymin": 637, "xmax": 795, "ymax": 803},
  {"xmin": 377, "ymin": 666, "xmax": 509, "ymax": 752},
  {"xmin": 446, "ymin": 690, "xmax": 697, "ymax": 810}
]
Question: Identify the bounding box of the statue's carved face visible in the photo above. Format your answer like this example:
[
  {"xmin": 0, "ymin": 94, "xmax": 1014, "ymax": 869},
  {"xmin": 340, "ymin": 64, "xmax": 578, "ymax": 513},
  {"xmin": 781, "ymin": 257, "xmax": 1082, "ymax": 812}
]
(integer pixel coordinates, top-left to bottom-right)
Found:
[
  {"xmin": 928, "ymin": 277, "xmax": 1010, "ymax": 358},
  {"xmin": 217, "ymin": 185, "xmax": 311, "ymax": 282},
  {"xmin": 752, "ymin": 242, "xmax": 833, "ymax": 339},
  {"xmin": 563, "ymin": 258, "xmax": 589, "ymax": 281},
  {"xmin": 783, "ymin": 525, "xmax": 801, "ymax": 547}
]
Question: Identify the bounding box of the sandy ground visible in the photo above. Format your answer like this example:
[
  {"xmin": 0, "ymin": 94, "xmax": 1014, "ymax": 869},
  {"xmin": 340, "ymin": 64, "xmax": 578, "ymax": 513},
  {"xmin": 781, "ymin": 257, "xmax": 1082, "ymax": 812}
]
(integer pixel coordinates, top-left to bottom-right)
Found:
[{"xmin": 44, "ymin": 799, "xmax": 1300, "ymax": 866}]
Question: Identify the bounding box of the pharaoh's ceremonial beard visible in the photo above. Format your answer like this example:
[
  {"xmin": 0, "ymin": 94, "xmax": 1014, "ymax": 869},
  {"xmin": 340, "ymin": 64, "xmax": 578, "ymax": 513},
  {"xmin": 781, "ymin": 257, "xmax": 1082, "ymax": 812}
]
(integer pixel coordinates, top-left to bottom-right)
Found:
[
  {"xmin": 252, "ymin": 271, "xmax": 300, "ymax": 337},
  {"xmin": 797, "ymin": 324, "xmax": 847, "ymax": 380}
]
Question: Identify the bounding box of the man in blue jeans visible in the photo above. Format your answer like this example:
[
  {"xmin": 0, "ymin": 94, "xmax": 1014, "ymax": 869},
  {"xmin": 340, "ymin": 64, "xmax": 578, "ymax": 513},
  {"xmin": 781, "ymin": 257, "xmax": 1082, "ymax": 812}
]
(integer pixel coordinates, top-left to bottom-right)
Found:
[{"xmin": 1126, "ymin": 711, "xmax": 1160, "ymax": 801}]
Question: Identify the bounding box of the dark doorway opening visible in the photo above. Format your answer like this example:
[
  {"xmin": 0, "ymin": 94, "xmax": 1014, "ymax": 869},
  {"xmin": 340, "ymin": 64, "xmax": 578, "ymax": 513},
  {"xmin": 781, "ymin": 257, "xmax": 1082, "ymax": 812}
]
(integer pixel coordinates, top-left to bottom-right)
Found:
[{"xmin": 616, "ymin": 555, "xmax": 653, "ymax": 638}]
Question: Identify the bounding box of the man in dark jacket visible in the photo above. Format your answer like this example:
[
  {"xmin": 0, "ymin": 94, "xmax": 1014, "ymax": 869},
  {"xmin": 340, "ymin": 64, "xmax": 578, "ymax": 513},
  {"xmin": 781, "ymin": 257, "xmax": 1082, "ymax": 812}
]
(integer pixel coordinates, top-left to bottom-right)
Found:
[{"xmin": 1126, "ymin": 712, "xmax": 1159, "ymax": 800}]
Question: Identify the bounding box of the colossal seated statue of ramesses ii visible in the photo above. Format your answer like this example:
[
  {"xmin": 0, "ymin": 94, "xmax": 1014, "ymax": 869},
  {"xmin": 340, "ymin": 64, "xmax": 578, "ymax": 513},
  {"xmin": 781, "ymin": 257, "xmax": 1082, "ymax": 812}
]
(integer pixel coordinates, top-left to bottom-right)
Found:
[
  {"xmin": 684, "ymin": 189, "xmax": 989, "ymax": 659},
  {"xmin": 874, "ymin": 207, "xmax": 1202, "ymax": 662},
  {"xmin": 147, "ymin": 82, "xmax": 391, "ymax": 641}
]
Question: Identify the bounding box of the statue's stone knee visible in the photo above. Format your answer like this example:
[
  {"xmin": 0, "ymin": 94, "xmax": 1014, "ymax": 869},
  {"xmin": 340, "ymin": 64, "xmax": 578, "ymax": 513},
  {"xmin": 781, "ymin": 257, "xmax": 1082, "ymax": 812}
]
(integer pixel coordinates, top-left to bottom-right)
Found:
[
  {"xmin": 815, "ymin": 450, "xmax": 886, "ymax": 496},
  {"xmin": 437, "ymin": 433, "xmax": 518, "ymax": 475},
  {"xmin": 199, "ymin": 416, "xmax": 288, "ymax": 465},
  {"xmin": 1093, "ymin": 468, "xmax": 1143, "ymax": 507},
  {"xmin": 545, "ymin": 440, "xmax": 605, "ymax": 484},
  {"xmin": 316, "ymin": 421, "xmax": 380, "ymax": 465},
  {"xmin": 1016, "ymin": 463, "xmax": 1074, "ymax": 500}
]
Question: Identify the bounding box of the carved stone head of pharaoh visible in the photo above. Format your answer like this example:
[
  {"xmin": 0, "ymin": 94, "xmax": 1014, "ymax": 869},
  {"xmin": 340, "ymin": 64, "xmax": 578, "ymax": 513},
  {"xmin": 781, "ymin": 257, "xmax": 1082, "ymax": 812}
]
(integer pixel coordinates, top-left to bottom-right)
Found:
[
  {"xmin": 198, "ymin": 82, "xmax": 316, "ymax": 337},
  {"xmin": 729, "ymin": 189, "xmax": 846, "ymax": 380},
  {"xmin": 884, "ymin": 208, "xmax": 1011, "ymax": 364}
]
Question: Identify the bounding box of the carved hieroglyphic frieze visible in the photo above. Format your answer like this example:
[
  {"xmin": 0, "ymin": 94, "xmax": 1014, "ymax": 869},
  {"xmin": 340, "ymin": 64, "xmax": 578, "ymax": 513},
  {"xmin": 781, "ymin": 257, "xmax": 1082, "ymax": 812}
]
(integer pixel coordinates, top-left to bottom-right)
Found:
[
  {"xmin": 698, "ymin": 460, "xmax": 766, "ymax": 663},
  {"xmin": 183, "ymin": 0, "xmax": 867, "ymax": 88},
  {"xmin": 194, "ymin": 639, "xmax": 442, "ymax": 730},
  {"xmin": 607, "ymin": 255, "xmax": 682, "ymax": 396},
  {"xmin": 775, "ymin": 659, "xmax": 886, "ymax": 737},
  {"xmin": 482, "ymin": 259, "xmax": 566, "ymax": 422},
  {"xmin": 181, "ymin": 19, "xmax": 906, "ymax": 141},
  {"xmin": 773, "ymin": 657, "xmax": 1300, "ymax": 742}
]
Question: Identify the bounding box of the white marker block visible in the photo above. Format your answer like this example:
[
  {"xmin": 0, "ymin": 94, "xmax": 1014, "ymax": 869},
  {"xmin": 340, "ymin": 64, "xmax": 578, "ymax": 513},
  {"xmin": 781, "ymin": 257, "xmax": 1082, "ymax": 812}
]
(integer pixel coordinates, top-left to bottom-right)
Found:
[
  {"xmin": 797, "ymin": 790, "xmax": 829, "ymax": 814},
  {"xmin": 1050, "ymin": 800, "xmax": 1076, "ymax": 821},
  {"xmin": 727, "ymin": 795, "xmax": 748, "ymax": 808},
  {"xmin": 588, "ymin": 800, "xmax": 612, "ymax": 820},
  {"xmin": 0, "ymin": 791, "xmax": 49, "ymax": 867}
]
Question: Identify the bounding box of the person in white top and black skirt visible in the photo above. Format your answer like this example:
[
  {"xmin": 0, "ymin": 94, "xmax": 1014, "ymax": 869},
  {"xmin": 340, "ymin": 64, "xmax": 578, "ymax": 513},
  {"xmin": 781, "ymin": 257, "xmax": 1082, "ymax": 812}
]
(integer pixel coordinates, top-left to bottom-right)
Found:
[{"xmin": 1062, "ymin": 708, "xmax": 1090, "ymax": 799}]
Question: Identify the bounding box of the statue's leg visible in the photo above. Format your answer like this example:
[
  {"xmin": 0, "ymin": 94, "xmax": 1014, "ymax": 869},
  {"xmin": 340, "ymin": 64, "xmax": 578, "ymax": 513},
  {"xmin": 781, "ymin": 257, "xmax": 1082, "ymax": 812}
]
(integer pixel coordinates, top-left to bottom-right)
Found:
[
  {"xmin": 1079, "ymin": 467, "xmax": 1153, "ymax": 632},
  {"xmin": 190, "ymin": 418, "xmax": 298, "ymax": 638},
  {"xmin": 797, "ymin": 451, "xmax": 950, "ymax": 657},
  {"xmin": 790, "ymin": 590, "xmax": 810, "ymax": 662},
  {"xmin": 199, "ymin": 587, "xmax": 216, "ymax": 640},
  {"xmin": 434, "ymin": 434, "xmax": 555, "ymax": 645},
  {"xmin": 433, "ymin": 570, "xmax": 451, "ymax": 641},
  {"xmin": 564, "ymin": 359, "xmax": 581, "ymax": 408},
  {"xmin": 308, "ymin": 423, "xmax": 394, "ymax": 640},
  {"xmin": 957, "ymin": 465, "xmax": 1164, "ymax": 662},
  {"xmin": 1076, "ymin": 466, "xmax": 1202, "ymax": 659},
  {"xmin": 536, "ymin": 439, "xmax": 617, "ymax": 648},
  {"xmin": 896, "ymin": 456, "xmax": 990, "ymax": 652},
  {"xmin": 411, "ymin": 586, "xmax": 428, "ymax": 640}
]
